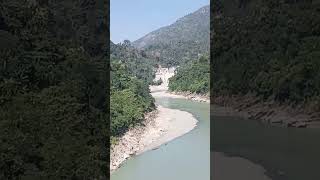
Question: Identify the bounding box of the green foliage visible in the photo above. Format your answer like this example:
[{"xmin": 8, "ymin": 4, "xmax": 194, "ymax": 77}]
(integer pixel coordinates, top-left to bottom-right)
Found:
[
  {"xmin": 110, "ymin": 40, "xmax": 156, "ymax": 141},
  {"xmin": 213, "ymin": 0, "xmax": 320, "ymax": 105},
  {"xmin": 110, "ymin": 41, "xmax": 157, "ymax": 84},
  {"xmin": 111, "ymin": 89, "xmax": 144, "ymax": 136},
  {"xmin": 110, "ymin": 60, "xmax": 155, "ymax": 139},
  {"xmin": 0, "ymin": 0, "xmax": 108, "ymax": 178},
  {"xmin": 169, "ymin": 56, "xmax": 209, "ymax": 94},
  {"xmin": 109, "ymin": 40, "xmax": 157, "ymax": 141},
  {"xmin": 133, "ymin": 5, "xmax": 210, "ymax": 67}
]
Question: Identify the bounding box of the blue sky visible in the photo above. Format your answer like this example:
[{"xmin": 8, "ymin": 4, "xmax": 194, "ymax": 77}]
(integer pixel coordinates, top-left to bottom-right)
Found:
[{"xmin": 111, "ymin": 0, "xmax": 210, "ymax": 44}]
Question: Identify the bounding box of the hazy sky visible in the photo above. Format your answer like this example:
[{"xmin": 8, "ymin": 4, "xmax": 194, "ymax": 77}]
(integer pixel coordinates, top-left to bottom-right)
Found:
[{"xmin": 111, "ymin": 0, "xmax": 210, "ymax": 44}]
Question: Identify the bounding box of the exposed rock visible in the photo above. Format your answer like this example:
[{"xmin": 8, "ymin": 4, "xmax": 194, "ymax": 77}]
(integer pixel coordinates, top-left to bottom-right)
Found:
[
  {"xmin": 171, "ymin": 91, "xmax": 210, "ymax": 103},
  {"xmin": 110, "ymin": 110, "xmax": 158, "ymax": 173},
  {"xmin": 212, "ymin": 94, "xmax": 320, "ymax": 128}
]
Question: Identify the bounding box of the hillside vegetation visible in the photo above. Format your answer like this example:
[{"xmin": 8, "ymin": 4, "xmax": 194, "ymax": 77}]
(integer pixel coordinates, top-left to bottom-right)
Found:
[
  {"xmin": 110, "ymin": 5, "xmax": 211, "ymax": 143},
  {"xmin": 132, "ymin": 5, "xmax": 211, "ymax": 95},
  {"xmin": 111, "ymin": 40, "xmax": 157, "ymax": 83},
  {"xmin": 213, "ymin": 0, "xmax": 320, "ymax": 110},
  {"xmin": 0, "ymin": 0, "xmax": 108, "ymax": 179},
  {"xmin": 169, "ymin": 56, "xmax": 210, "ymax": 94},
  {"xmin": 110, "ymin": 42, "xmax": 156, "ymax": 143},
  {"xmin": 133, "ymin": 5, "xmax": 210, "ymax": 67}
]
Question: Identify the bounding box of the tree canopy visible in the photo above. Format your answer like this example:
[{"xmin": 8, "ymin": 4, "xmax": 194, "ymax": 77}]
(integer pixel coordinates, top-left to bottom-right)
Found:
[
  {"xmin": 213, "ymin": 0, "xmax": 320, "ymax": 110},
  {"xmin": 110, "ymin": 42, "xmax": 155, "ymax": 142},
  {"xmin": 169, "ymin": 56, "xmax": 210, "ymax": 94},
  {"xmin": 0, "ymin": 0, "xmax": 108, "ymax": 178}
]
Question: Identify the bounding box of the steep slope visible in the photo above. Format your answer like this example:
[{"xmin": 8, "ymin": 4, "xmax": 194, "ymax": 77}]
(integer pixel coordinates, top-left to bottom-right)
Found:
[
  {"xmin": 213, "ymin": 0, "xmax": 320, "ymax": 103},
  {"xmin": 212, "ymin": 0, "xmax": 320, "ymax": 127},
  {"xmin": 169, "ymin": 56, "xmax": 209, "ymax": 94},
  {"xmin": 133, "ymin": 5, "xmax": 210, "ymax": 67},
  {"xmin": 110, "ymin": 40, "xmax": 157, "ymax": 84},
  {"xmin": 110, "ymin": 40, "xmax": 156, "ymax": 140},
  {"xmin": 0, "ymin": 0, "xmax": 108, "ymax": 178}
]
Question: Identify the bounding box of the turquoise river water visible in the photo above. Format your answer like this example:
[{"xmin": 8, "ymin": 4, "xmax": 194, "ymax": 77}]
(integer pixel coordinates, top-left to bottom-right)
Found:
[{"xmin": 111, "ymin": 97, "xmax": 210, "ymax": 180}]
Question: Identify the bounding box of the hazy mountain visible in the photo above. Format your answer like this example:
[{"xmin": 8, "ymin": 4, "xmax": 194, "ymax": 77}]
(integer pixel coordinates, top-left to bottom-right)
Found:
[{"xmin": 133, "ymin": 5, "xmax": 210, "ymax": 67}]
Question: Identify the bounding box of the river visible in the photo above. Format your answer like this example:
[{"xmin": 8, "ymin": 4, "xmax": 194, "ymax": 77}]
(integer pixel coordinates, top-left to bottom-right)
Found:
[
  {"xmin": 111, "ymin": 98, "xmax": 320, "ymax": 180},
  {"xmin": 111, "ymin": 97, "xmax": 210, "ymax": 180},
  {"xmin": 212, "ymin": 105, "xmax": 320, "ymax": 180}
]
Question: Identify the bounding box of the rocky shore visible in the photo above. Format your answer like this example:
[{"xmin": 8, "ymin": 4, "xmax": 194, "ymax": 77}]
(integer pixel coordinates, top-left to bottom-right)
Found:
[
  {"xmin": 212, "ymin": 94, "xmax": 320, "ymax": 128},
  {"xmin": 150, "ymin": 66, "xmax": 210, "ymax": 103},
  {"xmin": 150, "ymin": 86, "xmax": 210, "ymax": 103},
  {"xmin": 110, "ymin": 110, "xmax": 158, "ymax": 173},
  {"xmin": 110, "ymin": 67, "xmax": 205, "ymax": 174},
  {"xmin": 110, "ymin": 104, "xmax": 197, "ymax": 173},
  {"xmin": 170, "ymin": 91, "xmax": 210, "ymax": 103}
]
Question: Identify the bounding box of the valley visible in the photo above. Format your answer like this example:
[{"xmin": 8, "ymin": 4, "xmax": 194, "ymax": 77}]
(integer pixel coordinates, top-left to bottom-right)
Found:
[{"xmin": 110, "ymin": 3, "xmax": 210, "ymax": 179}]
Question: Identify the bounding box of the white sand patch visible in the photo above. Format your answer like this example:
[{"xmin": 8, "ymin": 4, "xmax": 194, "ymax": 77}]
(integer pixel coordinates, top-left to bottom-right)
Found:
[
  {"xmin": 110, "ymin": 104, "xmax": 198, "ymax": 173},
  {"xmin": 138, "ymin": 105, "xmax": 197, "ymax": 154},
  {"xmin": 110, "ymin": 67, "xmax": 199, "ymax": 173}
]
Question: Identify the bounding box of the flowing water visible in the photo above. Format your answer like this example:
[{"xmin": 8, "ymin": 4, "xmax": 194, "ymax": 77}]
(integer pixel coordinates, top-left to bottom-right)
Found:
[
  {"xmin": 111, "ymin": 97, "xmax": 320, "ymax": 180},
  {"xmin": 111, "ymin": 97, "xmax": 210, "ymax": 180}
]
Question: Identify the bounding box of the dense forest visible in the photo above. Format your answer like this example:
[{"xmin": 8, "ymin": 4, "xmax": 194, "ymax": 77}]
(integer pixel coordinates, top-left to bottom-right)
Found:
[
  {"xmin": 133, "ymin": 5, "xmax": 209, "ymax": 67},
  {"xmin": 169, "ymin": 56, "xmax": 210, "ymax": 94},
  {"xmin": 110, "ymin": 42, "xmax": 156, "ymax": 143},
  {"xmin": 131, "ymin": 5, "xmax": 211, "ymax": 94},
  {"xmin": 0, "ymin": 0, "xmax": 108, "ymax": 179},
  {"xmin": 213, "ymin": 0, "xmax": 320, "ymax": 111},
  {"xmin": 111, "ymin": 40, "xmax": 157, "ymax": 84}
]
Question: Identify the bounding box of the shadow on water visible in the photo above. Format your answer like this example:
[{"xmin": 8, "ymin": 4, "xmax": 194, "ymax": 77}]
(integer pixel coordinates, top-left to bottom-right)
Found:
[{"xmin": 212, "ymin": 113, "xmax": 320, "ymax": 180}]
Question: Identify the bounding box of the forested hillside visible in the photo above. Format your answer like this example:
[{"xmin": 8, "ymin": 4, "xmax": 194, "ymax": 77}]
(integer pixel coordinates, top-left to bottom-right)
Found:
[
  {"xmin": 213, "ymin": 0, "xmax": 320, "ymax": 110},
  {"xmin": 169, "ymin": 56, "xmax": 209, "ymax": 94},
  {"xmin": 110, "ymin": 5, "xmax": 211, "ymax": 143},
  {"xmin": 110, "ymin": 61, "xmax": 154, "ymax": 138},
  {"xmin": 0, "ymin": 0, "xmax": 108, "ymax": 179},
  {"xmin": 133, "ymin": 5, "xmax": 210, "ymax": 67},
  {"xmin": 110, "ymin": 41, "xmax": 156, "ymax": 143},
  {"xmin": 111, "ymin": 40, "xmax": 157, "ymax": 84}
]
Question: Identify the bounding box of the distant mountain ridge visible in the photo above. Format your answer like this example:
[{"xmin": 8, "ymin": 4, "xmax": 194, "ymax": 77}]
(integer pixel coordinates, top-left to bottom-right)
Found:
[{"xmin": 132, "ymin": 5, "xmax": 210, "ymax": 67}]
